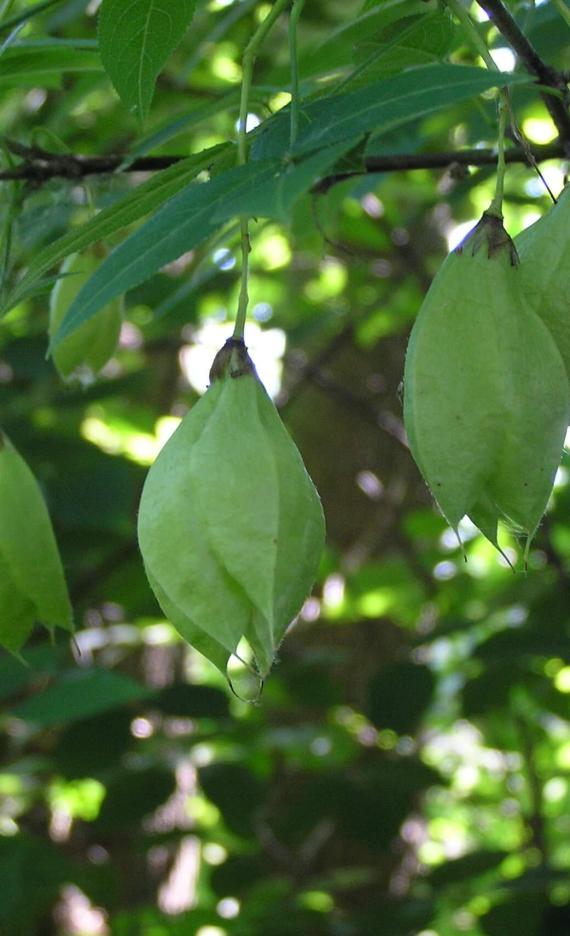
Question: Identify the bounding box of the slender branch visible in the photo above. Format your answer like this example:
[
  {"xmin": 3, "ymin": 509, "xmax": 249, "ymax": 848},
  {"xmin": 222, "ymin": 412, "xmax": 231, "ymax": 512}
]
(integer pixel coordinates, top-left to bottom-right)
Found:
[
  {"xmin": 0, "ymin": 149, "xmax": 181, "ymax": 182},
  {"xmin": 0, "ymin": 141, "xmax": 564, "ymax": 189},
  {"xmin": 314, "ymin": 141, "xmax": 565, "ymax": 192},
  {"xmin": 475, "ymin": 0, "xmax": 570, "ymax": 145}
]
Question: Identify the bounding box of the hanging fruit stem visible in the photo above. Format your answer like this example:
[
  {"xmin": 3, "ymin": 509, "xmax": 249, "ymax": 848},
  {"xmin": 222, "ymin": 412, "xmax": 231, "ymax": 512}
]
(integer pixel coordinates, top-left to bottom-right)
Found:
[
  {"xmin": 233, "ymin": 0, "xmax": 291, "ymax": 341},
  {"xmin": 445, "ymin": 0, "xmax": 509, "ymax": 217},
  {"xmin": 445, "ymin": 0, "xmax": 497, "ymax": 70},
  {"xmin": 488, "ymin": 89, "xmax": 508, "ymax": 217}
]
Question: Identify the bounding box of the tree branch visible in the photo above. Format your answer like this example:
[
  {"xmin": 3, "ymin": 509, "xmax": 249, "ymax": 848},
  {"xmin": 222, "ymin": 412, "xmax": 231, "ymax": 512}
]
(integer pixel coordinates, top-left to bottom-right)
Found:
[
  {"xmin": 0, "ymin": 140, "xmax": 565, "ymax": 189},
  {"xmin": 475, "ymin": 0, "xmax": 570, "ymax": 145},
  {"xmin": 314, "ymin": 142, "xmax": 565, "ymax": 192},
  {"xmin": 0, "ymin": 139, "xmax": 180, "ymax": 183}
]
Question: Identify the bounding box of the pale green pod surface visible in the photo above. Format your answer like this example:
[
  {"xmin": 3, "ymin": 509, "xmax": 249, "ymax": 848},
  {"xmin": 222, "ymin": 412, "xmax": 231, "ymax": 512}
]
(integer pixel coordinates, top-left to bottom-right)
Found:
[
  {"xmin": 50, "ymin": 250, "xmax": 123, "ymax": 382},
  {"xmin": 145, "ymin": 567, "xmax": 230, "ymax": 676},
  {"xmin": 138, "ymin": 338, "xmax": 325, "ymax": 681},
  {"xmin": 515, "ymin": 186, "xmax": 570, "ymax": 374},
  {"xmin": 189, "ymin": 369, "xmax": 325, "ymax": 675},
  {"xmin": 137, "ymin": 381, "xmax": 253, "ymax": 659},
  {"xmin": 404, "ymin": 216, "xmax": 508, "ymax": 527},
  {"xmin": 485, "ymin": 301, "xmax": 569, "ymax": 539},
  {"xmin": 468, "ymin": 492, "xmax": 500, "ymax": 550},
  {"xmin": 0, "ymin": 552, "xmax": 36, "ymax": 653},
  {"xmin": 254, "ymin": 382, "xmax": 325, "ymax": 650},
  {"xmin": 0, "ymin": 433, "xmax": 73, "ymax": 651}
]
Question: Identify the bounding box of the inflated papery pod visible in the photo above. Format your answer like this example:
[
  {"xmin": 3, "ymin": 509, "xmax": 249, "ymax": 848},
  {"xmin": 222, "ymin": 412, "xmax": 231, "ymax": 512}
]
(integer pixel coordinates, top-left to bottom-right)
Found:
[
  {"xmin": 404, "ymin": 211, "xmax": 570, "ymax": 559},
  {"xmin": 138, "ymin": 339, "xmax": 325, "ymax": 689},
  {"xmin": 49, "ymin": 248, "xmax": 123, "ymax": 383},
  {"xmin": 515, "ymin": 185, "xmax": 570, "ymax": 376},
  {"xmin": 0, "ymin": 432, "xmax": 73, "ymax": 652}
]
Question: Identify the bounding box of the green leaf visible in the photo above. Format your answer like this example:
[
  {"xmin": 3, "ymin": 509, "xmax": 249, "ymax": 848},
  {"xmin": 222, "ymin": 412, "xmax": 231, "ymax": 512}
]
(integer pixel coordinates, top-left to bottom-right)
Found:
[
  {"xmin": 0, "ymin": 47, "xmax": 101, "ymax": 84},
  {"xmin": 200, "ymin": 763, "xmax": 266, "ymax": 838},
  {"xmin": 120, "ymin": 90, "xmax": 240, "ymax": 167},
  {"xmin": 0, "ymin": 643, "xmax": 68, "ymax": 702},
  {"xmin": 0, "ymin": 433, "xmax": 72, "ymax": 651},
  {"xmin": 428, "ymin": 850, "xmax": 509, "ymax": 887},
  {"xmin": 98, "ymin": 0, "xmax": 197, "ymax": 122},
  {"xmin": 0, "ymin": 834, "xmax": 71, "ymax": 926},
  {"xmin": 151, "ymin": 682, "xmax": 230, "ymax": 718},
  {"xmin": 11, "ymin": 667, "xmax": 150, "ymax": 725},
  {"xmin": 96, "ymin": 766, "xmax": 176, "ymax": 829},
  {"xmin": 4, "ymin": 145, "xmax": 228, "ymax": 313},
  {"xmin": 212, "ymin": 141, "xmax": 356, "ymax": 223},
  {"xmin": 349, "ymin": 13, "xmax": 456, "ymax": 85},
  {"xmin": 301, "ymin": 0, "xmax": 430, "ymax": 77},
  {"xmin": 49, "ymin": 148, "xmax": 348, "ymax": 345},
  {"xmin": 0, "ymin": 0, "xmax": 70, "ymax": 36},
  {"xmin": 49, "ymin": 250, "xmax": 123, "ymax": 382},
  {"xmin": 366, "ymin": 661, "xmax": 435, "ymax": 734},
  {"xmin": 253, "ymin": 64, "xmax": 530, "ymax": 159}
]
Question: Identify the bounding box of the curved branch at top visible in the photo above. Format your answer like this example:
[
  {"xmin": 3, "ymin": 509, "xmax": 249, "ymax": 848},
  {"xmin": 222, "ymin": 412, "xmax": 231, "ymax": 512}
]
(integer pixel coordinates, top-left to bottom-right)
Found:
[{"xmin": 475, "ymin": 0, "xmax": 570, "ymax": 146}]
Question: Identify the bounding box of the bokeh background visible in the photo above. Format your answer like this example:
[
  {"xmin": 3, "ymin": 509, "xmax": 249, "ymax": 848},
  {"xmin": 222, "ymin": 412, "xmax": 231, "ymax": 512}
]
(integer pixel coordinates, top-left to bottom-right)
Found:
[{"xmin": 1, "ymin": 1, "xmax": 570, "ymax": 934}]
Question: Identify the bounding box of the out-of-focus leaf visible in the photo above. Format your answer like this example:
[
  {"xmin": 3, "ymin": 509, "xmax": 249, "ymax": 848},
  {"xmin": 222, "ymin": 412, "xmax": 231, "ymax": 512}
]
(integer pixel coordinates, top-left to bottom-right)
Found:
[
  {"xmin": 366, "ymin": 660, "xmax": 435, "ymax": 734},
  {"xmin": 0, "ymin": 642, "xmax": 69, "ymax": 702},
  {"xmin": 52, "ymin": 710, "xmax": 133, "ymax": 778},
  {"xmin": 481, "ymin": 894, "xmax": 545, "ymax": 936},
  {"xmin": 0, "ymin": 833, "xmax": 71, "ymax": 925},
  {"xmin": 462, "ymin": 665, "xmax": 519, "ymax": 717},
  {"xmin": 0, "ymin": 0, "xmax": 69, "ymax": 35},
  {"xmin": 150, "ymin": 682, "xmax": 229, "ymax": 719},
  {"xmin": 96, "ymin": 765, "xmax": 176, "ymax": 829},
  {"xmin": 4, "ymin": 145, "xmax": 228, "ymax": 313},
  {"xmin": 428, "ymin": 850, "xmax": 508, "ymax": 887},
  {"xmin": 0, "ymin": 47, "xmax": 100, "ymax": 84},
  {"xmin": 11, "ymin": 667, "xmax": 150, "ymax": 726},
  {"xmin": 200, "ymin": 763, "xmax": 266, "ymax": 838}
]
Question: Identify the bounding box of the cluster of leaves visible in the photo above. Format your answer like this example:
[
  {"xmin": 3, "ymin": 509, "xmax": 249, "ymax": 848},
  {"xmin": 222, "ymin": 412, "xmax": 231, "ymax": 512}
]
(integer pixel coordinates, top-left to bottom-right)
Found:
[{"xmin": 0, "ymin": 0, "xmax": 569, "ymax": 934}]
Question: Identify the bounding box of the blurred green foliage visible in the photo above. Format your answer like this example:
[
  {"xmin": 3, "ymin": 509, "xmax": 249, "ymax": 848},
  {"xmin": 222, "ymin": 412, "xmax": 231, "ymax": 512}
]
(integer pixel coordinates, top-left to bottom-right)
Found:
[{"xmin": 1, "ymin": 0, "xmax": 570, "ymax": 934}]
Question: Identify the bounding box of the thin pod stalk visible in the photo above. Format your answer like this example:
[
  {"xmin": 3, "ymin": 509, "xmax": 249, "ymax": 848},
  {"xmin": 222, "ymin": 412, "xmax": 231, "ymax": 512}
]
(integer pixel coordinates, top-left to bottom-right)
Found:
[
  {"xmin": 445, "ymin": 0, "xmax": 509, "ymax": 217},
  {"xmin": 233, "ymin": 0, "xmax": 290, "ymax": 340}
]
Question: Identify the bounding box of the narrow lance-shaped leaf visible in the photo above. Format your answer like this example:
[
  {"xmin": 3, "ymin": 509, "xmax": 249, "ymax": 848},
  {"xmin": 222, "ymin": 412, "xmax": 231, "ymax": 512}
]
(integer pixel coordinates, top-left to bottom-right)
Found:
[
  {"xmin": 49, "ymin": 143, "xmax": 351, "ymax": 349},
  {"xmin": 3, "ymin": 145, "xmax": 228, "ymax": 314},
  {"xmin": 252, "ymin": 64, "xmax": 530, "ymax": 159}
]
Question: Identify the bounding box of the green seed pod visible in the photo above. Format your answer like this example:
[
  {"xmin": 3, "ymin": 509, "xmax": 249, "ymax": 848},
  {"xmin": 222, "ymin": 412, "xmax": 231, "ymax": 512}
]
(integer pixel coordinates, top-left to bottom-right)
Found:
[
  {"xmin": 49, "ymin": 249, "xmax": 123, "ymax": 383},
  {"xmin": 404, "ymin": 212, "xmax": 569, "ymax": 555},
  {"xmin": 515, "ymin": 185, "xmax": 570, "ymax": 376},
  {"xmin": 0, "ymin": 432, "xmax": 73, "ymax": 652},
  {"xmin": 138, "ymin": 338, "xmax": 325, "ymax": 684}
]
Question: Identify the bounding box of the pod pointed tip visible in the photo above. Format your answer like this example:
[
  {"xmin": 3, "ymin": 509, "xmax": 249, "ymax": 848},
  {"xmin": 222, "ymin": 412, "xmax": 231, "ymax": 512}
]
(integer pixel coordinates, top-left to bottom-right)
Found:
[{"xmin": 453, "ymin": 528, "xmax": 467, "ymax": 563}]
